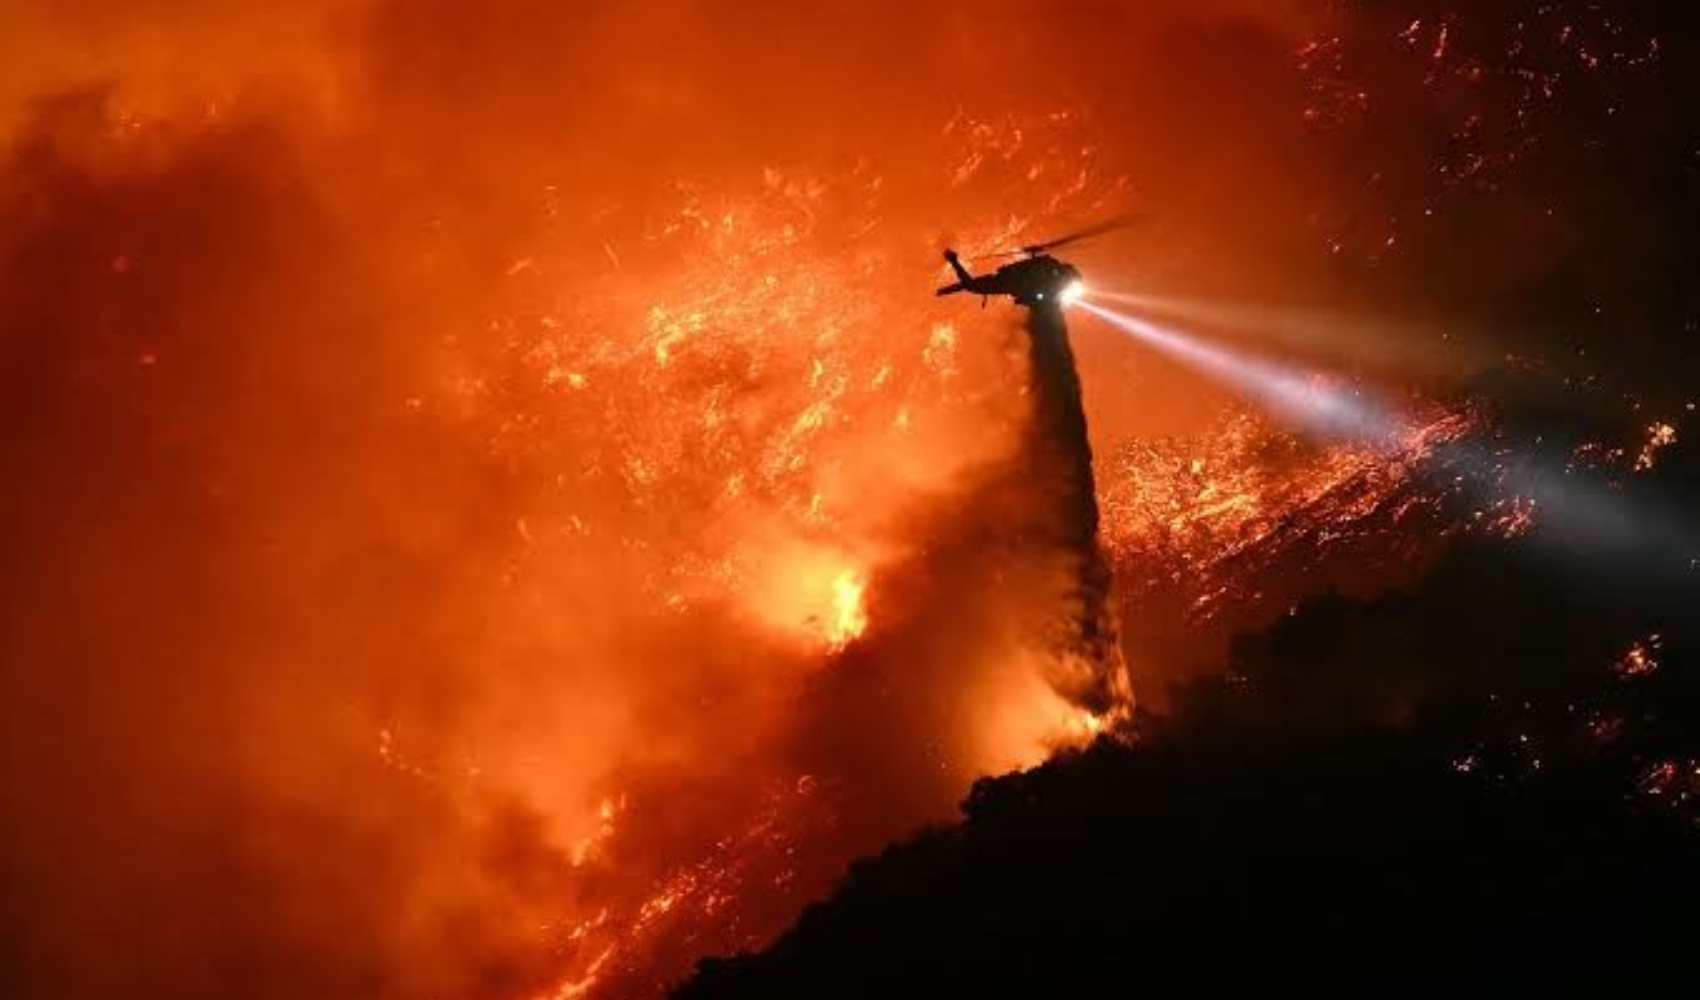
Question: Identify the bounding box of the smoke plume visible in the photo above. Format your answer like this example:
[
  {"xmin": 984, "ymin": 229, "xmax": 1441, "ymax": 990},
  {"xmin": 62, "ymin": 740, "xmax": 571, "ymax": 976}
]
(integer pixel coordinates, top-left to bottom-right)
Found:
[
  {"xmin": 1018, "ymin": 306, "xmax": 1128, "ymax": 714},
  {"xmin": 12, "ymin": 1, "xmax": 1679, "ymax": 997}
]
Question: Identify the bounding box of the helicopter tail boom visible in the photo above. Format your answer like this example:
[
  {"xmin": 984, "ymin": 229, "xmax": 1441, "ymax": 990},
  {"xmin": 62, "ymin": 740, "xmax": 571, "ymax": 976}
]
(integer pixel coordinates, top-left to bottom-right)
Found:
[{"xmin": 943, "ymin": 249, "xmax": 975, "ymax": 283}]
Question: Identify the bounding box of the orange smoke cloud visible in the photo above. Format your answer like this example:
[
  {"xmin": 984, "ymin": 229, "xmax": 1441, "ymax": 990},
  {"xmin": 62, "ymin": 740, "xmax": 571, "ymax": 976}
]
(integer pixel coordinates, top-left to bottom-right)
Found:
[{"xmin": 0, "ymin": 3, "xmax": 1460, "ymax": 1000}]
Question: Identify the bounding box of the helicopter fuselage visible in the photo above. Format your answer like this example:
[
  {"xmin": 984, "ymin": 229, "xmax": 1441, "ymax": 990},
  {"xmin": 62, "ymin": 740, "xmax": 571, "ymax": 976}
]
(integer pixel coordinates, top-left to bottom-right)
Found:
[{"xmin": 936, "ymin": 250, "xmax": 1083, "ymax": 309}]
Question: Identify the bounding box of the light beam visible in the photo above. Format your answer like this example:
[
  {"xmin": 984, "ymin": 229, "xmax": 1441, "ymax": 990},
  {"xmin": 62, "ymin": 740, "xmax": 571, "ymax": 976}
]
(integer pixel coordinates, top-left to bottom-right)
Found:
[
  {"xmin": 1077, "ymin": 298, "xmax": 1699, "ymax": 579},
  {"xmin": 1076, "ymin": 299, "xmax": 1407, "ymax": 446}
]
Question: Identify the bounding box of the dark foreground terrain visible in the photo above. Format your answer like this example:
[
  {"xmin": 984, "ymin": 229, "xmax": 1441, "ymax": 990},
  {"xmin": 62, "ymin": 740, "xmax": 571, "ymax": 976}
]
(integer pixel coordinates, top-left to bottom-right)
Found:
[{"xmin": 680, "ymin": 442, "xmax": 1700, "ymax": 995}]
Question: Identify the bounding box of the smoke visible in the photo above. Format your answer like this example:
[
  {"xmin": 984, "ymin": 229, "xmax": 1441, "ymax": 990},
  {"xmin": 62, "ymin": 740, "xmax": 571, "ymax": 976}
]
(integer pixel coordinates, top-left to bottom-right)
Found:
[
  {"xmin": 786, "ymin": 301, "xmax": 1131, "ymax": 769},
  {"xmin": 10, "ymin": 1, "xmax": 1675, "ymax": 998},
  {"xmin": 1016, "ymin": 306, "xmax": 1128, "ymax": 714},
  {"xmin": 0, "ymin": 14, "xmax": 1224, "ymax": 994},
  {"xmin": 0, "ymin": 98, "xmax": 573, "ymax": 1000}
]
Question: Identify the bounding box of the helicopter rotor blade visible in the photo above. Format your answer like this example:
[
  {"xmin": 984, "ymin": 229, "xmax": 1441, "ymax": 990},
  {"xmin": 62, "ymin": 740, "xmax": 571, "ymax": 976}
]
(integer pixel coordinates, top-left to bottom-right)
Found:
[
  {"xmin": 971, "ymin": 214, "xmax": 1147, "ymax": 260},
  {"xmin": 1023, "ymin": 213, "xmax": 1145, "ymax": 254}
]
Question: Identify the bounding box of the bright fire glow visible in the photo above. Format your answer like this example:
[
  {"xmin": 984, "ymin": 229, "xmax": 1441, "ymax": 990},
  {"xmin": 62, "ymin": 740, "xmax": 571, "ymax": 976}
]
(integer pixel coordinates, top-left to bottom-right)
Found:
[
  {"xmin": 1636, "ymin": 422, "xmax": 1678, "ymax": 472},
  {"xmin": 1, "ymin": 13, "xmax": 1553, "ymax": 997},
  {"xmin": 828, "ymin": 568, "xmax": 869, "ymax": 648},
  {"xmin": 1614, "ymin": 635, "xmax": 1662, "ymax": 679}
]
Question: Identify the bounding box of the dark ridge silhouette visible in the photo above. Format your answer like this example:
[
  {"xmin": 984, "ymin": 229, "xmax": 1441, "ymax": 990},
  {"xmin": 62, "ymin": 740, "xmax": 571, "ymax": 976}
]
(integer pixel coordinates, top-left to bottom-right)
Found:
[
  {"xmin": 676, "ymin": 426, "xmax": 1700, "ymax": 997},
  {"xmin": 679, "ymin": 734, "xmax": 1700, "ymax": 997}
]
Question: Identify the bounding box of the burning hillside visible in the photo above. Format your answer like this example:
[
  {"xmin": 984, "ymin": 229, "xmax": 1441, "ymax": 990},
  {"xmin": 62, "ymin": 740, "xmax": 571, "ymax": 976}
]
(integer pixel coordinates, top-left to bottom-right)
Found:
[{"xmin": 1, "ymin": 2, "xmax": 1692, "ymax": 999}]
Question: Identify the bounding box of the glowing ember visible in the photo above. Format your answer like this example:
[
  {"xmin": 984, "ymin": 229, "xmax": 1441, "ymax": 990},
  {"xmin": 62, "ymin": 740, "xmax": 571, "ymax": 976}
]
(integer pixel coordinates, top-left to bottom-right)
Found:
[
  {"xmin": 1635, "ymin": 422, "xmax": 1678, "ymax": 472},
  {"xmin": 1613, "ymin": 636, "xmax": 1662, "ymax": 679},
  {"xmin": 1477, "ymin": 495, "xmax": 1537, "ymax": 539},
  {"xmin": 1638, "ymin": 759, "xmax": 1700, "ymax": 808},
  {"xmin": 1100, "ymin": 408, "xmax": 1475, "ymax": 624},
  {"xmin": 9, "ymin": 4, "xmax": 1651, "ymax": 998}
]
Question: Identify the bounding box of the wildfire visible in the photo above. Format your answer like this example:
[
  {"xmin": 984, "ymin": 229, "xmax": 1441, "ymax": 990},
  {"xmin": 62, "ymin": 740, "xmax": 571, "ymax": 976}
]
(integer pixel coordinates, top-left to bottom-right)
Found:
[
  {"xmin": 1099, "ymin": 407, "xmax": 1475, "ymax": 625},
  {"xmin": 571, "ymin": 797, "xmax": 625, "ymax": 866},
  {"xmin": 1638, "ymin": 759, "xmax": 1700, "ymax": 809},
  {"xmin": 6, "ymin": 11, "xmax": 1595, "ymax": 996},
  {"xmin": 827, "ymin": 568, "xmax": 869, "ymax": 648},
  {"xmin": 1635, "ymin": 422, "xmax": 1678, "ymax": 473},
  {"xmin": 490, "ymin": 128, "xmax": 1495, "ymax": 995},
  {"xmin": 1613, "ymin": 636, "xmax": 1662, "ymax": 680},
  {"xmin": 2, "ymin": 3, "xmax": 1687, "ymax": 1000}
]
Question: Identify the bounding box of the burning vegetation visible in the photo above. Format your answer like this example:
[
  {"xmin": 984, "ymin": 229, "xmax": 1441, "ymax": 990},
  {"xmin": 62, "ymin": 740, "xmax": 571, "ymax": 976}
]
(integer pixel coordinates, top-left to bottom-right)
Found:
[{"xmin": 1, "ymin": 1, "xmax": 1696, "ymax": 999}]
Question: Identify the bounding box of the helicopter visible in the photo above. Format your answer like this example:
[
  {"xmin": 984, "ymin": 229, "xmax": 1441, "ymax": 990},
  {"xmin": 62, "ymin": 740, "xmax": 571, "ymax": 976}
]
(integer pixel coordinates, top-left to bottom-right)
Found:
[{"xmin": 935, "ymin": 217, "xmax": 1132, "ymax": 309}]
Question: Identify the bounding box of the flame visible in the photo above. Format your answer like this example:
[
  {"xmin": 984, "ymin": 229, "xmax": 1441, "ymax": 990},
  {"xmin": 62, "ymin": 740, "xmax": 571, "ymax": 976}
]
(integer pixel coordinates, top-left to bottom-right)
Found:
[
  {"xmin": 0, "ymin": 10, "xmax": 1553, "ymax": 996},
  {"xmin": 486, "ymin": 126, "xmax": 1143, "ymax": 995},
  {"xmin": 828, "ymin": 568, "xmax": 869, "ymax": 648},
  {"xmin": 1635, "ymin": 422, "xmax": 1678, "ymax": 472},
  {"xmin": 1100, "ymin": 408, "xmax": 1475, "ymax": 624},
  {"xmin": 1613, "ymin": 635, "xmax": 1662, "ymax": 679},
  {"xmin": 490, "ymin": 142, "xmax": 1484, "ymax": 995}
]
